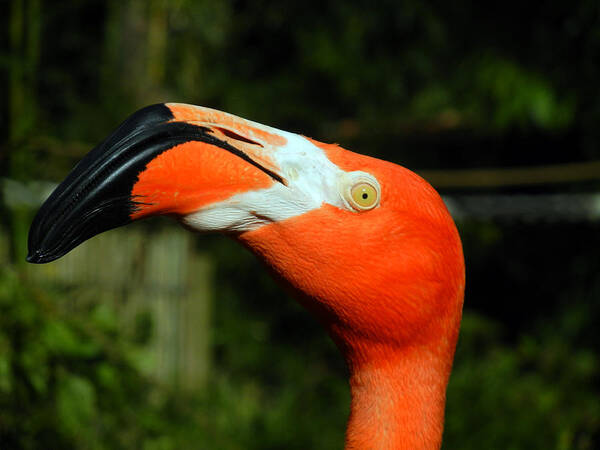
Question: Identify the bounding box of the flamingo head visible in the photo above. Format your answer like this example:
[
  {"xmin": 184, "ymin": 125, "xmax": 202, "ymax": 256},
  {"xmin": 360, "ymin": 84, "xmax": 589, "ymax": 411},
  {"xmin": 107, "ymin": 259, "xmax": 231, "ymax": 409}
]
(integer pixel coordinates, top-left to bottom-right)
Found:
[{"xmin": 28, "ymin": 103, "xmax": 464, "ymax": 363}]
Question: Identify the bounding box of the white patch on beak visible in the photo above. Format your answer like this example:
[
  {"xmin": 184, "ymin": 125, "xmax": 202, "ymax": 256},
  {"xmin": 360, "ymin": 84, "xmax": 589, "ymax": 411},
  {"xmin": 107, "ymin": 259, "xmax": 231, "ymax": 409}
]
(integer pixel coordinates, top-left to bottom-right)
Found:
[{"xmin": 181, "ymin": 129, "xmax": 354, "ymax": 233}]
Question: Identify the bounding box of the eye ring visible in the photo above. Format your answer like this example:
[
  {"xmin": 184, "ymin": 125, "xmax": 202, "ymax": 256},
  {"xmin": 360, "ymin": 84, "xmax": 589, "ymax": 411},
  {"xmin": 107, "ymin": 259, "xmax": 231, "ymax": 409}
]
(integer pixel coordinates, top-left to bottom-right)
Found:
[{"xmin": 339, "ymin": 172, "xmax": 381, "ymax": 212}]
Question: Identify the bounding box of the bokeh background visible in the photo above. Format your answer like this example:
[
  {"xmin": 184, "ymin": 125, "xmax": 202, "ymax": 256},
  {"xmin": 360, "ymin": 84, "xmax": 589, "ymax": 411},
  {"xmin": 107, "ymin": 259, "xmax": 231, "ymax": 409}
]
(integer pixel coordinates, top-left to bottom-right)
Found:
[{"xmin": 2, "ymin": 1, "xmax": 600, "ymax": 449}]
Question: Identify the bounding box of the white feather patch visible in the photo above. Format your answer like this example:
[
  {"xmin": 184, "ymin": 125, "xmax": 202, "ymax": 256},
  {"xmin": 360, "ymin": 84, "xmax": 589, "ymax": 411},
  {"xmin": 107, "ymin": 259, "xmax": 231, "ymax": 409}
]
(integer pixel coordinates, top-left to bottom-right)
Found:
[{"xmin": 182, "ymin": 133, "xmax": 348, "ymax": 232}]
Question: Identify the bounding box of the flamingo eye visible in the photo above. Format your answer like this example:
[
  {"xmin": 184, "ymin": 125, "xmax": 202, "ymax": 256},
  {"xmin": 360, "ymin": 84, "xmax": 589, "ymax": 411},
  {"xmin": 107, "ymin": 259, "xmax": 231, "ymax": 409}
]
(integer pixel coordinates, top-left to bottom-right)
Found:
[
  {"xmin": 340, "ymin": 172, "xmax": 381, "ymax": 212},
  {"xmin": 350, "ymin": 183, "xmax": 378, "ymax": 210}
]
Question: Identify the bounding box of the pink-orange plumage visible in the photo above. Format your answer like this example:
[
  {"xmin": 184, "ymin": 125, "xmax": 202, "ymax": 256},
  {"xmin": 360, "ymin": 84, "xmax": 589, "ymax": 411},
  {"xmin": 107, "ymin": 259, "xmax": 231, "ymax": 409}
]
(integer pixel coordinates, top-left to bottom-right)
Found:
[{"xmin": 28, "ymin": 103, "xmax": 464, "ymax": 449}]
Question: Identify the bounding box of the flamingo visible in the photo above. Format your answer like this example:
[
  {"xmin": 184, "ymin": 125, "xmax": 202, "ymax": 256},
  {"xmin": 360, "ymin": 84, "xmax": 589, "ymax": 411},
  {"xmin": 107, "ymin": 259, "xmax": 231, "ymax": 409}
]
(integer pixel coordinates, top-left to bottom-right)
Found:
[{"xmin": 28, "ymin": 103, "xmax": 465, "ymax": 449}]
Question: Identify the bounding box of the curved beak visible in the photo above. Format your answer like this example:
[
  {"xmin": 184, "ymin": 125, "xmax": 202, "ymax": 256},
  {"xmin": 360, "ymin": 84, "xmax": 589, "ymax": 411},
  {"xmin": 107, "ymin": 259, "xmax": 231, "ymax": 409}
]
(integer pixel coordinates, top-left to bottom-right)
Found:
[{"xmin": 27, "ymin": 103, "xmax": 289, "ymax": 263}]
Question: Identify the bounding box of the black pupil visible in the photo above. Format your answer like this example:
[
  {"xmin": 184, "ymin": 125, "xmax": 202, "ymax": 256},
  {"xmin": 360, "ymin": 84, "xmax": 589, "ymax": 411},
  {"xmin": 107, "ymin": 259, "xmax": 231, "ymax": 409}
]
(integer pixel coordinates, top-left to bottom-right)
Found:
[{"xmin": 362, "ymin": 192, "xmax": 369, "ymax": 199}]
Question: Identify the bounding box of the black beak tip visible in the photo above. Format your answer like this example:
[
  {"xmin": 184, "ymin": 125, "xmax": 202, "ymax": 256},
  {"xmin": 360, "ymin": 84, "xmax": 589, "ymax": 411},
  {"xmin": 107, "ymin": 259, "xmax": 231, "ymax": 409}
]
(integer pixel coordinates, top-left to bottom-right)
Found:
[
  {"xmin": 26, "ymin": 248, "xmax": 56, "ymax": 264},
  {"xmin": 24, "ymin": 103, "xmax": 187, "ymax": 265},
  {"xmin": 26, "ymin": 220, "xmax": 51, "ymax": 263}
]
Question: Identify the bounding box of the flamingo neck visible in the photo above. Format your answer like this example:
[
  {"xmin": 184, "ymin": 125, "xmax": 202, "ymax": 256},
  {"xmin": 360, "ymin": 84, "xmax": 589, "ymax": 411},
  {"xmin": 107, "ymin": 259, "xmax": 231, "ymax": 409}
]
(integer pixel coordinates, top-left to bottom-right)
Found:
[{"xmin": 342, "ymin": 341, "xmax": 450, "ymax": 450}]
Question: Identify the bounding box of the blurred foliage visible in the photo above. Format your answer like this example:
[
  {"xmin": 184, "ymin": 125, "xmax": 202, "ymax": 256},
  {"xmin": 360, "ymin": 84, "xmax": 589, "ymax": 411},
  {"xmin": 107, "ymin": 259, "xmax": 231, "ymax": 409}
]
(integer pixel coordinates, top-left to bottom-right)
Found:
[
  {"xmin": 1, "ymin": 0, "xmax": 600, "ymax": 449},
  {"xmin": 2, "ymin": 258, "xmax": 599, "ymax": 449},
  {"xmin": 447, "ymin": 313, "xmax": 600, "ymax": 450},
  {"xmin": 0, "ymin": 262, "xmax": 348, "ymax": 450}
]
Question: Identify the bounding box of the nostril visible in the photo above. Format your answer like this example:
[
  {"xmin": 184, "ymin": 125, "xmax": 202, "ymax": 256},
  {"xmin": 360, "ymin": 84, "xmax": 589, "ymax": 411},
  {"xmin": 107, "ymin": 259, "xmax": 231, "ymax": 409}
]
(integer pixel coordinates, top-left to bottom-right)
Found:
[{"xmin": 214, "ymin": 127, "xmax": 264, "ymax": 147}]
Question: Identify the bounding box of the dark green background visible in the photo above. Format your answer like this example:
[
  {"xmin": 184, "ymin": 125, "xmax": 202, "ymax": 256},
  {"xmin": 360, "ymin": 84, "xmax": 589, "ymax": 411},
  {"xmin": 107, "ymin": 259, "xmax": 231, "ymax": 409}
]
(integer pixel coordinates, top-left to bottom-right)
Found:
[{"xmin": 1, "ymin": 1, "xmax": 599, "ymax": 449}]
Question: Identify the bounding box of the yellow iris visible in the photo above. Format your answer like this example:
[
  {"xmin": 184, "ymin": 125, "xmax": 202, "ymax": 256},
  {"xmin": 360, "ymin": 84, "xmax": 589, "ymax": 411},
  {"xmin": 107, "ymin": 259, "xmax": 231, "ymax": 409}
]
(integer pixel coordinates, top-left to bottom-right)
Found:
[{"xmin": 350, "ymin": 182, "xmax": 378, "ymax": 210}]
